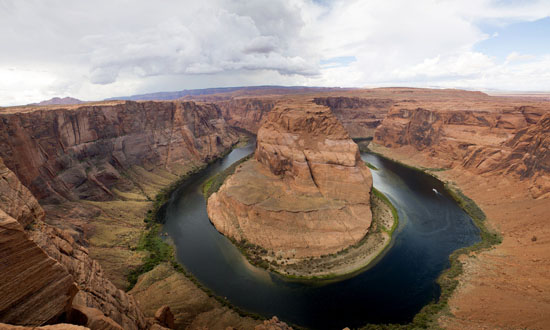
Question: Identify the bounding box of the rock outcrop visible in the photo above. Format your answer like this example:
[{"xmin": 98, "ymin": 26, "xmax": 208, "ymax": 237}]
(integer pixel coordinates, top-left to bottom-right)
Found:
[
  {"xmin": 0, "ymin": 157, "xmax": 148, "ymax": 330},
  {"xmin": 216, "ymin": 98, "xmax": 276, "ymax": 133},
  {"xmin": 373, "ymin": 101, "xmax": 550, "ymax": 198},
  {"xmin": 30, "ymin": 224, "xmax": 147, "ymax": 330},
  {"xmin": 208, "ymin": 102, "xmax": 373, "ymax": 258},
  {"xmin": 0, "ymin": 159, "xmax": 76, "ymax": 326},
  {"xmin": 0, "ymin": 100, "xmax": 239, "ymax": 203},
  {"xmin": 502, "ymin": 112, "xmax": 550, "ymax": 198},
  {"xmin": 255, "ymin": 317, "xmax": 293, "ymax": 330},
  {"xmin": 0, "ymin": 157, "xmax": 45, "ymax": 229},
  {"xmin": 0, "ymin": 210, "xmax": 77, "ymax": 326},
  {"xmin": 313, "ymin": 97, "xmax": 393, "ymax": 138}
]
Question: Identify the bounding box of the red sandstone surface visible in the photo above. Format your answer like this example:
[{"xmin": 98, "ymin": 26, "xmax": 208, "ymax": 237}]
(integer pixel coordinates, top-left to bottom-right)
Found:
[{"xmin": 208, "ymin": 102, "xmax": 373, "ymax": 258}]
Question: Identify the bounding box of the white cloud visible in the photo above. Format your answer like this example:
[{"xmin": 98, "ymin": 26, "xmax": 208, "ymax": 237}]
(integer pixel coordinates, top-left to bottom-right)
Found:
[
  {"xmin": 1, "ymin": 0, "xmax": 550, "ymax": 105},
  {"xmin": 505, "ymin": 52, "xmax": 536, "ymax": 63}
]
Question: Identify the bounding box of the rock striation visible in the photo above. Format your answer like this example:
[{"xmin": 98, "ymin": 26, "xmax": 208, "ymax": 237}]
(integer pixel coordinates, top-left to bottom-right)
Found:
[
  {"xmin": 0, "ymin": 158, "xmax": 77, "ymax": 326},
  {"xmin": 313, "ymin": 97, "xmax": 393, "ymax": 138},
  {"xmin": 0, "ymin": 210, "xmax": 77, "ymax": 326},
  {"xmin": 502, "ymin": 112, "xmax": 550, "ymax": 198},
  {"xmin": 0, "ymin": 157, "xmax": 45, "ymax": 229},
  {"xmin": 373, "ymin": 102, "xmax": 550, "ymax": 198},
  {"xmin": 217, "ymin": 98, "xmax": 276, "ymax": 133},
  {"xmin": 0, "ymin": 99, "xmax": 248, "ymax": 329},
  {"xmin": 0, "ymin": 100, "xmax": 239, "ymax": 203},
  {"xmin": 0, "ymin": 157, "xmax": 148, "ymax": 330},
  {"xmin": 207, "ymin": 102, "xmax": 373, "ymax": 258}
]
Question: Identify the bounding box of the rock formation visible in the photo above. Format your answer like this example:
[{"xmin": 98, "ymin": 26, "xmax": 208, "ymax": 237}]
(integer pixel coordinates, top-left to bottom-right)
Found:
[
  {"xmin": 373, "ymin": 101, "xmax": 550, "ymax": 198},
  {"xmin": 313, "ymin": 97, "xmax": 393, "ymax": 138},
  {"xmin": 0, "ymin": 157, "xmax": 148, "ymax": 329},
  {"xmin": 0, "ymin": 210, "xmax": 77, "ymax": 326},
  {"xmin": 0, "ymin": 157, "xmax": 45, "ymax": 229},
  {"xmin": 217, "ymin": 98, "xmax": 276, "ymax": 133},
  {"xmin": 502, "ymin": 112, "xmax": 550, "ymax": 198},
  {"xmin": 208, "ymin": 102, "xmax": 373, "ymax": 258},
  {"xmin": 0, "ymin": 158, "xmax": 76, "ymax": 326},
  {"xmin": 0, "ymin": 99, "xmax": 254, "ymax": 329},
  {"xmin": 216, "ymin": 96, "xmax": 393, "ymax": 139},
  {"xmin": 0, "ymin": 100, "xmax": 239, "ymax": 203}
]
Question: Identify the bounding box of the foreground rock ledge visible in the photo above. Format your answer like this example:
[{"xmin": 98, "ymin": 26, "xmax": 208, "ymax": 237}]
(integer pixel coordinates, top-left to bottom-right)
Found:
[{"xmin": 207, "ymin": 102, "xmax": 373, "ymax": 260}]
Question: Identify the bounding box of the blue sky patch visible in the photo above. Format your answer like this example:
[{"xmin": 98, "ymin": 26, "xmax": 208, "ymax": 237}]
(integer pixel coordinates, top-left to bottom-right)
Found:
[{"xmin": 474, "ymin": 16, "xmax": 550, "ymax": 60}]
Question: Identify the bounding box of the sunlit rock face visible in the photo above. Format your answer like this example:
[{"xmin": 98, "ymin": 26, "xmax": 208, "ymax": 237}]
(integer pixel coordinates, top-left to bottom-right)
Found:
[
  {"xmin": 208, "ymin": 102, "xmax": 373, "ymax": 258},
  {"xmin": 0, "ymin": 100, "xmax": 239, "ymax": 203}
]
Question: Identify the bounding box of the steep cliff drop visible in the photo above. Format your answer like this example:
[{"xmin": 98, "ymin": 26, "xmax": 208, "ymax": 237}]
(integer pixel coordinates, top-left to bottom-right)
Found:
[
  {"xmin": 206, "ymin": 102, "xmax": 389, "ymax": 277},
  {"xmin": 371, "ymin": 100, "xmax": 550, "ymax": 329},
  {"xmin": 0, "ymin": 156, "xmax": 151, "ymax": 330},
  {"xmin": 0, "ymin": 100, "xmax": 268, "ymax": 329}
]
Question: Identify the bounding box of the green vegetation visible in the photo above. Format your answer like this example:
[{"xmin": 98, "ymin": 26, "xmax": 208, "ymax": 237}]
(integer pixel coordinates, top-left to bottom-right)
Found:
[
  {"xmin": 127, "ymin": 163, "xmax": 211, "ymax": 290},
  {"xmin": 445, "ymin": 184, "xmax": 502, "ymax": 248},
  {"xmin": 202, "ymin": 153, "xmax": 253, "ymax": 199},
  {"xmin": 234, "ymin": 187, "xmax": 400, "ymax": 282},
  {"xmin": 126, "ymin": 140, "xmax": 267, "ymax": 321},
  {"xmin": 358, "ymin": 154, "xmax": 502, "ymax": 330},
  {"xmin": 372, "ymin": 187, "xmax": 398, "ymax": 234},
  {"xmin": 144, "ymin": 164, "xmax": 207, "ymax": 224},
  {"xmin": 365, "ymin": 162, "xmax": 379, "ymax": 171},
  {"xmin": 126, "ymin": 224, "xmax": 172, "ymax": 290}
]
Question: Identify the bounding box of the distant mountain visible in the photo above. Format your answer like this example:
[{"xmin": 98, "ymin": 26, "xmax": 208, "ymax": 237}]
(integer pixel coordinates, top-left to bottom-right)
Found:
[
  {"xmin": 105, "ymin": 86, "xmax": 352, "ymax": 101},
  {"xmin": 34, "ymin": 97, "xmax": 84, "ymax": 106}
]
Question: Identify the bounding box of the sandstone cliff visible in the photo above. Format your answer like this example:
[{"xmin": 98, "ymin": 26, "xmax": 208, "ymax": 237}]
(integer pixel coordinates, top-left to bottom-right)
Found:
[
  {"xmin": 208, "ymin": 102, "xmax": 373, "ymax": 258},
  {"xmin": 313, "ymin": 97, "xmax": 393, "ymax": 138},
  {"xmin": 0, "ymin": 158, "xmax": 45, "ymax": 229},
  {"xmin": 502, "ymin": 112, "xmax": 550, "ymax": 198},
  {"xmin": 373, "ymin": 101, "xmax": 550, "ymax": 198},
  {"xmin": 215, "ymin": 96, "xmax": 393, "ymax": 139},
  {"xmin": 0, "ymin": 210, "xmax": 77, "ymax": 326},
  {"xmin": 0, "ymin": 158, "xmax": 76, "ymax": 326},
  {"xmin": 216, "ymin": 98, "xmax": 275, "ymax": 133},
  {"xmin": 0, "ymin": 99, "xmax": 248, "ymax": 329},
  {"xmin": 0, "ymin": 100, "xmax": 239, "ymax": 203},
  {"xmin": 0, "ymin": 157, "xmax": 148, "ymax": 329}
]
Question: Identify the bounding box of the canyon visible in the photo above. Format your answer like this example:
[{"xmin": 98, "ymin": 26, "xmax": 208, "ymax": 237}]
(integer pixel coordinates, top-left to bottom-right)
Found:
[
  {"xmin": 0, "ymin": 100, "xmax": 269, "ymax": 329},
  {"xmin": 209, "ymin": 88, "xmax": 550, "ymax": 328},
  {"xmin": 0, "ymin": 87, "xmax": 549, "ymax": 329}
]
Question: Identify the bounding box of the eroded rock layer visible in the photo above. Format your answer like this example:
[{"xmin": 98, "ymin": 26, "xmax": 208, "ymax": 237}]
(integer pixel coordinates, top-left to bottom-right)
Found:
[
  {"xmin": 0, "ymin": 210, "xmax": 76, "ymax": 326},
  {"xmin": 0, "ymin": 157, "xmax": 147, "ymax": 329},
  {"xmin": 0, "ymin": 99, "xmax": 250, "ymax": 329},
  {"xmin": 313, "ymin": 97, "xmax": 393, "ymax": 138},
  {"xmin": 0, "ymin": 100, "xmax": 238, "ymax": 203},
  {"xmin": 208, "ymin": 103, "xmax": 373, "ymax": 258},
  {"xmin": 217, "ymin": 98, "xmax": 276, "ymax": 133},
  {"xmin": 374, "ymin": 102, "xmax": 550, "ymax": 198},
  {"xmin": 0, "ymin": 158, "xmax": 76, "ymax": 326}
]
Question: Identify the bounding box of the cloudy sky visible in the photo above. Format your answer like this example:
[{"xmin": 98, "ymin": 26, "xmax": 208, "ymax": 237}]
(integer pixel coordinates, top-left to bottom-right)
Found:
[{"xmin": 1, "ymin": 0, "xmax": 550, "ymax": 105}]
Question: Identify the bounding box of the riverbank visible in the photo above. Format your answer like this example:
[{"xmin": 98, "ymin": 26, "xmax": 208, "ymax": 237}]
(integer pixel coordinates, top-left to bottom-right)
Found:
[
  {"xmin": 118, "ymin": 136, "xmax": 270, "ymax": 328},
  {"xmin": 269, "ymin": 187, "xmax": 397, "ymax": 279},
  {"xmin": 244, "ymin": 187, "xmax": 397, "ymax": 279},
  {"xmin": 203, "ymin": 152, "xmax": 398, "ymax": 279},
  {"xmin": 362, "ymin": 143, "xmax": 548, "ymax": 330}
]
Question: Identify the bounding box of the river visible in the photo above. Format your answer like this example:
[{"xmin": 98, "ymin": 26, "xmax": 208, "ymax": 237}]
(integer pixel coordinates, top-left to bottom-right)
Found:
[{"xmin": 162, "ymin": 140, "xmax": 480, "ymax": 329}]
